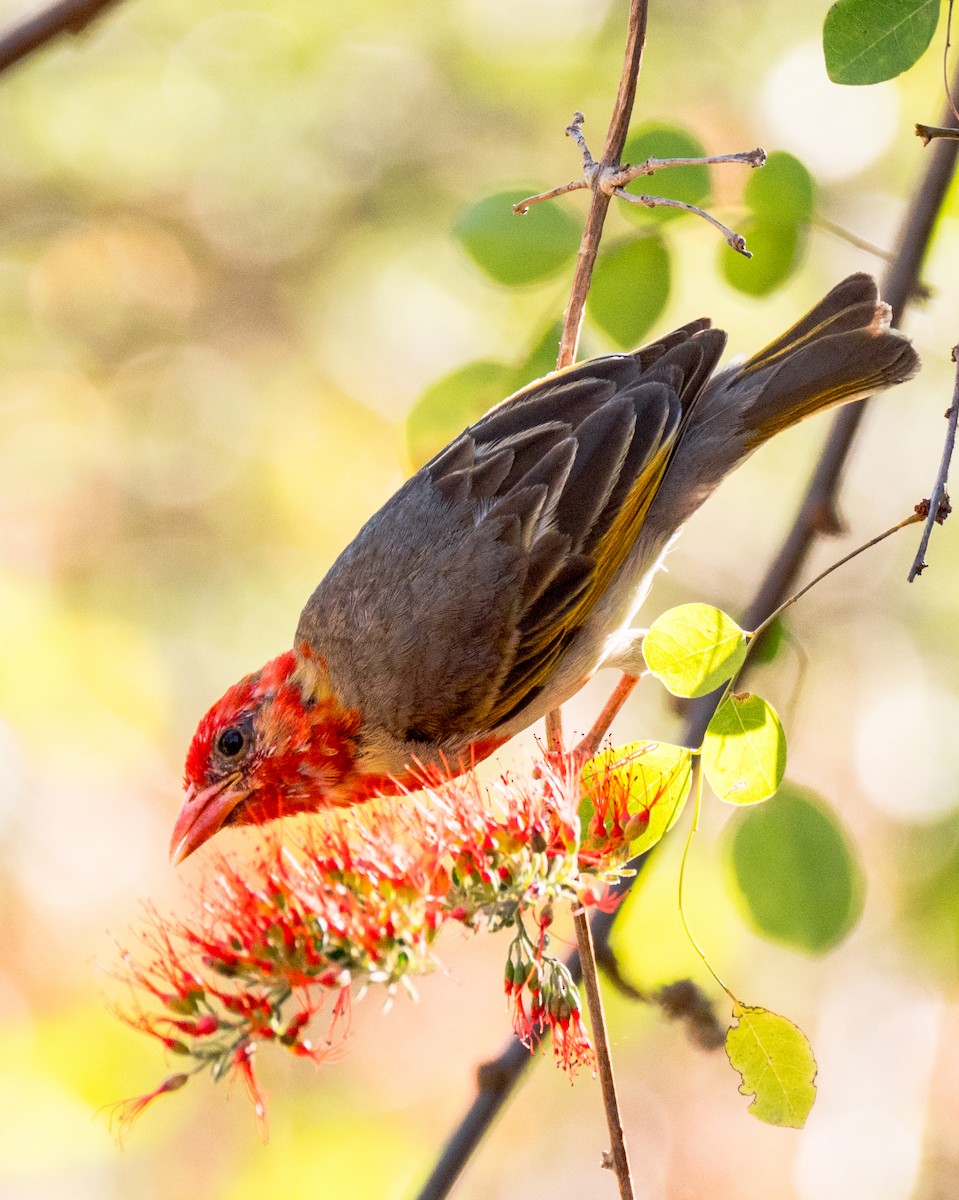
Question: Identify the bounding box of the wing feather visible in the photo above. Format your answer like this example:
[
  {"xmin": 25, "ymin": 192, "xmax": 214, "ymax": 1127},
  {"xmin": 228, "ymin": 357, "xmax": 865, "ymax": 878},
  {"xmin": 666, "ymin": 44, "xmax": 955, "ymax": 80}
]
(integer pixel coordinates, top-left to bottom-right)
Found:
[{"xmin": 298, "ymin": 322, "xmax": 729, "ymax": 748}]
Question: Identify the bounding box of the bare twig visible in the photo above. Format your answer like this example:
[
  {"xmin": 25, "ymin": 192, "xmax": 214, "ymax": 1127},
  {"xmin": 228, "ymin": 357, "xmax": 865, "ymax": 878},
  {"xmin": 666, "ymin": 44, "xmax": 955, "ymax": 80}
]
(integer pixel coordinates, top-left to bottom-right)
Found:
[
  {"xmin": 613, "ymin": 146, "xmax": 765, "ymax": 184},
  {"xmin": 554, "ymin": 2, "xmax": 649, "ymax": 370},
  {"xmin": 747, "ymin": 514, "xmax": 922, "ymax": 643},
  {"xmin": 944, "ymin": 0, "xmax": 959, "ymax": 125},
  {"xmin": 515, "ymin": 132, "xmax": 762, "ymax": 280},
  {"xmin": 545, "ymin": 708, "xmax": 564, "ymax": 752},
  {"xmin": 907, "ymin": 344, "xmax": 959, "ymax": 580},
  {"xmin": 574, "ymin": 910, "xmax": 634, "ymax": 1198},
  {"xmin": 0, "ymin": 0, "xmax": 122, "ymax": 74},
  {"xmin": 513, "ymin": 178, "xmax": 588, "ymax": 213},
  {"xmin": 613, "ymin": 188, "xmax": 751, "ymax": 256},
  {"xmin": 915, "ymin": 0, "xmax": 959, "ymax": 143},
  {"xmin": 543, "ymin": 14, "xmax": 650, "ymax": 1192},
  {"xmin": 916, "ymin": 122, "xmax": 959, "ymax": 144}
]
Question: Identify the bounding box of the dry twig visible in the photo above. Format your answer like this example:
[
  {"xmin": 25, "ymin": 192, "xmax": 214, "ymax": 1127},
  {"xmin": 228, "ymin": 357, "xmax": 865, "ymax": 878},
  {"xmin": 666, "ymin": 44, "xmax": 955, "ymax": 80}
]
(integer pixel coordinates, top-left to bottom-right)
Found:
[
  {"xmin": 907, "ymin": 344, "xmax": 958, "ymax": 580},
  {"xmin": 0, "ymin": 0, "xmax": 121, "ymax": 74}
]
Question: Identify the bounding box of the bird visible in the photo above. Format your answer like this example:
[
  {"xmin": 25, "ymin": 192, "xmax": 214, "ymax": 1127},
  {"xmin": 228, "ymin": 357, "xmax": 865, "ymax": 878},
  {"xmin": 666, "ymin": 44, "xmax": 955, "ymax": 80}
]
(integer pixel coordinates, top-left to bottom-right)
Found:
[{"xmin": 170, "ymin": 273, "xmax": 918, "ymax": 864}]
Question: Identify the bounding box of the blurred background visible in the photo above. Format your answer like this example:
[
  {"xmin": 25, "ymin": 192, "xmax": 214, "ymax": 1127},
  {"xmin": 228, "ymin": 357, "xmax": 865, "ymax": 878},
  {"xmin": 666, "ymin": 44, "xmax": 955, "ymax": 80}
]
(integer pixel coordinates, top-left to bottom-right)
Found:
[{"xmin": 1, "ymin": 0, "xmax": 959, "ymax": 1196}]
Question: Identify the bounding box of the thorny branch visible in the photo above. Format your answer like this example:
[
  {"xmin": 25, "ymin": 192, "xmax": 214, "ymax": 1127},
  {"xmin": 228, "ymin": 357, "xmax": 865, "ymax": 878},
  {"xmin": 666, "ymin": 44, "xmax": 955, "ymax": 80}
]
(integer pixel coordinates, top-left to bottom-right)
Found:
[{"xmin": 0, "ymin": 0, "xmax": 122, "ymax": 74}]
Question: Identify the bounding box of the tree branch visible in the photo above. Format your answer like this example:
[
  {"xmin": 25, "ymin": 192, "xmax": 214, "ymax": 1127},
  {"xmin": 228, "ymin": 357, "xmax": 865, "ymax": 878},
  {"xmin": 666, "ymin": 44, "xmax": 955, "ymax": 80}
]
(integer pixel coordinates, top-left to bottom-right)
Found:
[
  {"xmin": 0, "ymin": 0, "xmax": 122, "ymax": 75},
  {"xmin": 574, "ymin": 910, "xmax": 634, "ymax": 1198},
  {"xmin": 555, "ymin": 2, "xmax": 648, "ymax": 370}
]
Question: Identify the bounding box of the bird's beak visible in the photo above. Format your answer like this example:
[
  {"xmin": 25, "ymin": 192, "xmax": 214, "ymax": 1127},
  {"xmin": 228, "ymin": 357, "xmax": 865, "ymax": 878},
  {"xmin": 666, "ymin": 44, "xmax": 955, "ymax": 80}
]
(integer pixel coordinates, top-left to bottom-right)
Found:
[{"xmin": 169, "ymin": 777, "xmax": 245, "ymax": 865}]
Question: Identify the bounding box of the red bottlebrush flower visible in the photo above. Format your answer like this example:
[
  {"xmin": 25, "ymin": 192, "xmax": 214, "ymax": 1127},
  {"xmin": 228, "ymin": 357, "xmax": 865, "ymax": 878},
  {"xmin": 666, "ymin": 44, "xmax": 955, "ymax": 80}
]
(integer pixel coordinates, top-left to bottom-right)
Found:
[
  {"xmin": 232, "ymin": 1041, "xmax": 268, "ymax": 1141},
  {"xmin": 552, "ymin": 1005, "xmax": 594, "ymax": 1074},
  {"xmin": 106, "ymin": 1073, "xmax": 190, "ymax": 1142},
  {"xmin": 113, "ymin": 748, "xmax": 641, "ymax": 1129}
]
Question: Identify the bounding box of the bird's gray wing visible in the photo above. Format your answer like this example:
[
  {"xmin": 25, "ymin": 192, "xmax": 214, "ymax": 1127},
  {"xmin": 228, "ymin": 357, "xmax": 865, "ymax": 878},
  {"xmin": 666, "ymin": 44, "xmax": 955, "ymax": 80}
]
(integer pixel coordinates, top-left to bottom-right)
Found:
[{"xmin": 296, "ymin": 321, "xmax": 727, "ymax": 747}]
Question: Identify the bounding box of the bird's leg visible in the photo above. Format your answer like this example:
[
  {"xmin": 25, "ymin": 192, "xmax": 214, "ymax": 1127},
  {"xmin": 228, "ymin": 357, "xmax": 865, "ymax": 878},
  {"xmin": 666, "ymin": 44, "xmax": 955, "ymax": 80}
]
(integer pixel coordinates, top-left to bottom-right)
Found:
[{"xmin": 576, "ymin": 672, "xmax": 641, "ymax": 759}]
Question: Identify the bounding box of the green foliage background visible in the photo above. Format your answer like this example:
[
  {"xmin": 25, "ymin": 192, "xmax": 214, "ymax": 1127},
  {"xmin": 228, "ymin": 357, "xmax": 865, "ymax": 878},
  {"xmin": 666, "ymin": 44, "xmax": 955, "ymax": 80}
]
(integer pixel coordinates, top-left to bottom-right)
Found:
[{"xmin": 1, "ymin": 0, "xmax": 959, "ymax": 1196}]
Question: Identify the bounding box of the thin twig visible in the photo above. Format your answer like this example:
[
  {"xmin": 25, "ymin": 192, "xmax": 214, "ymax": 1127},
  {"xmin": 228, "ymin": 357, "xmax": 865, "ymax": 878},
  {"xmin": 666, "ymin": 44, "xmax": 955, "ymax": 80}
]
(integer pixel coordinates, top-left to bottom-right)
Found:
[
  {"xmin": 0, "ymin": 0, "xmax": 121, "ymax": 74},
  {"xmin": 574, "ymin": 910, "xmax": 634, "ymax": 1198},
  {"xmin": 545, "ymin": 708, "xmax": 564, "ymax": 752},
  {"xmin": 515, "ymin": 136, "xmax": 761, "ymax": 278},
  {"xmin": 513, "ymin": 179, "xmax": 588, "ymax": 214},
  {"xmin": 916, "ymin": 122, "xmax": 959, "ymax": 144},
  {"xmin": 611, "ymin": 147, "xmax": 765, "ymax": 185},
  {"xmin": 907, "ymin": 344, "xmax": 959, "ymax": 580},
  {"xmin": 944, "ymin": 0, "xmax": 959, "ymax": 125},
  {"xmin": 915, "ymin": 0, "xmax": 959, "ymax": 145},
  {"xmin": 613, "ymin": 188, "xmax": 751, "ymax": 255},
  {"xmin": 545, "ymin": 14, "xmax": 650, "ymax": 1191},
  {"xmin": 748, "ymin": 513, "xmax": 922, "ymax": 642},
  {"xmin": 555, "ymin": 0, "xmax": 648, "ymax": 370}
]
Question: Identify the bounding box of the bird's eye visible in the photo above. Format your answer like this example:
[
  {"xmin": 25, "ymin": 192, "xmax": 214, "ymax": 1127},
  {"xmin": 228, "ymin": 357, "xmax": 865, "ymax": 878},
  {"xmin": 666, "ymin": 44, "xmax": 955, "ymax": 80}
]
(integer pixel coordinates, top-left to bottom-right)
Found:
[{"xmin": 217, "ymin": 726, "xmax": 246, "ymax": 758}]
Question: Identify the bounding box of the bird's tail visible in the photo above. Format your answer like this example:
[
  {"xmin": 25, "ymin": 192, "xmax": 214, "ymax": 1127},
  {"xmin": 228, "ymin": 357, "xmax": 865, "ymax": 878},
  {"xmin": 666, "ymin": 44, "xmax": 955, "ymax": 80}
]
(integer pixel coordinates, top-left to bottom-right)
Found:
[
  {"xmin": 710, "ymin": 273, "xmax": 919, "ymax": 450},
  {"xmin": 647, "ymin": 274, "xmax": 919, "ymax": 531}
]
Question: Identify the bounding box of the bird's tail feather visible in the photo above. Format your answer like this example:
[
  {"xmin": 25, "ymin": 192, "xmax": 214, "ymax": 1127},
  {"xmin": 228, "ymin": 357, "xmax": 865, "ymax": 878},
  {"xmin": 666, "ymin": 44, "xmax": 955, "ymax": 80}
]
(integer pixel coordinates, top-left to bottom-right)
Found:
[
  {"xmin": 647, "ymin": 274, "xmax": 919, "ymax": 532},
  {"xmin": 721, "ymin": 273, "xmax": 919, "ymax": 449}
]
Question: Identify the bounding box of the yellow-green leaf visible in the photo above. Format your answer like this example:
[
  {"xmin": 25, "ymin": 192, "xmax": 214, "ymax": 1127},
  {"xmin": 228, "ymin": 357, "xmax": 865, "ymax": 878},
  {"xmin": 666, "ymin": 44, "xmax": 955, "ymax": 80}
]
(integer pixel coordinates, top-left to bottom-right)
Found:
[
  {"xmin": 582, "ymin": 740, "xmax": 693, "ymax": 855},
  {"xmin": 703, "ymin": 693, "xmax": 786, "ymax": 805},
  {"xmin": 644, "ymin": 603, "xmax": 748, "ymax": 698},
  {"xmin": 726, "ymin": 1004, "xmax": 817, "ymax": 1128}
]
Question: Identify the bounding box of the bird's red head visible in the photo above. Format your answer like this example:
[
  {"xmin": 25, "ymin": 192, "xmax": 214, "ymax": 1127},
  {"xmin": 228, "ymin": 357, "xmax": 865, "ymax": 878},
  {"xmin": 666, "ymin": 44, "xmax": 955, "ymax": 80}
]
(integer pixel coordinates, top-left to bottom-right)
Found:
[{"xmin": 169, "ymin": 649, "xmax": 363, "ymax": 863}]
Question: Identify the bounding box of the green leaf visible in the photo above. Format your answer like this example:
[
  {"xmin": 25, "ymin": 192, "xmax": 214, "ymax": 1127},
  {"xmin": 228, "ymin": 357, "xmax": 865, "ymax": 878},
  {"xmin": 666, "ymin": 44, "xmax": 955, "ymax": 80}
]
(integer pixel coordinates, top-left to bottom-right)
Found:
[
  {"xmin": 749, "ymin": 616, "xmax": 786, "ymax": 666},
  {"xmin": 587, "ymin": 235, "xmax": 671, "ymax": 348},
  {"xmin": 726, "ymin": 783, "xmax": 864, "ymax": 953},
  {"xmin": 745, "ymin": 151, "xmax": 816, "ymax": 224},
  {"xmin": 722, "ymin": 218, "xmax": 804, "ymax": 296},
  {"xmin": 620, "ymin": 124, "xmax": 711, "ymax": 224},
  {"xmin": 723, "ymin": 153, "xmax": 813, "ymax": 295},
  {"xmin": 453, "ymin": 189, "xmax": 580, "ymax": 286},
  {"xmin": 406, "ymin": 360, "xmax": 514, "ymax": 468},
  {"xmin": 702, "ymin": 693, "xmax": 786, "ymax": 806},
  {"xmin": 582, "ymin": 740, "xmax": 693, "ymax": 855},
  {"xmin": 516, "ymin": 321, "xmax": 564, "ymax": 383},
  {"xmin": 644, "ymin": 603, "xmax": 748, "ymax": 699},
  {"xmin": 824, "ymin": 0, "xmax": 939, "ymax": 85},
  {"xmin": 726, "ymin": 1004, "xmax": 817, "ymax": 1128}
]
